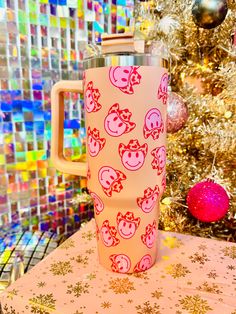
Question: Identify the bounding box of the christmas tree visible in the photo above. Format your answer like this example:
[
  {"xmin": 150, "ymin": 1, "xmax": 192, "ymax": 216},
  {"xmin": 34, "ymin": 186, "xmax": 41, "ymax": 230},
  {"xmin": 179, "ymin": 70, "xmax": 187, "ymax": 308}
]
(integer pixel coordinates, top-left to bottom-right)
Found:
[
  {"xmin": 71, "ymin": 0, "xmax": 235, "ymax": 242},
  {"xmin": 134, "ymin": 0, "xmax": 236, "ymax": 241}
]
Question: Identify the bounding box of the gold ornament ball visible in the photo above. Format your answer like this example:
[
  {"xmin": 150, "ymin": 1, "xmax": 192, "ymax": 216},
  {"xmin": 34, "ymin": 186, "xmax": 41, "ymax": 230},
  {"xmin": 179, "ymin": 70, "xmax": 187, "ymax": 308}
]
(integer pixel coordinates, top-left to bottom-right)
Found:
[{"xmin": 192, "ymin": 0, "xmax": 228, "ymax": 29}]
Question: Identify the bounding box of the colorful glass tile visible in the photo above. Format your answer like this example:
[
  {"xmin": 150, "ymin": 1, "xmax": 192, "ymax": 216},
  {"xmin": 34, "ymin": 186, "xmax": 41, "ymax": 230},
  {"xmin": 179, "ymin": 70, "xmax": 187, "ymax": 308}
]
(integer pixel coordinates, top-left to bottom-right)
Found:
[{"xmin": 0, "ymin": 0, "xmax": 134, "ymax": 234}]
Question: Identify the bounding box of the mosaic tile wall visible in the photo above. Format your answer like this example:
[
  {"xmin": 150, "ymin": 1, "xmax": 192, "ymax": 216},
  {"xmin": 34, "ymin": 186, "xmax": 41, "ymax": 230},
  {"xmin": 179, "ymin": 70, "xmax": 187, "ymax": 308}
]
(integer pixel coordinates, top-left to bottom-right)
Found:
[{"xmin": 0, "ymin": 0, "xmax": 134, "ymax": 233}]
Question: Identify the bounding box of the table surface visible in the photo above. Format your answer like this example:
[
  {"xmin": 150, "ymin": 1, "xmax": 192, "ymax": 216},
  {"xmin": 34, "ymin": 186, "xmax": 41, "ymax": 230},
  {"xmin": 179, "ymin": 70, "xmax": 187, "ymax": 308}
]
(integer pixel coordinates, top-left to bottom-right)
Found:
[{"xmin": 0, "ymin": 219, "xmax": 236, "ymax": 314}]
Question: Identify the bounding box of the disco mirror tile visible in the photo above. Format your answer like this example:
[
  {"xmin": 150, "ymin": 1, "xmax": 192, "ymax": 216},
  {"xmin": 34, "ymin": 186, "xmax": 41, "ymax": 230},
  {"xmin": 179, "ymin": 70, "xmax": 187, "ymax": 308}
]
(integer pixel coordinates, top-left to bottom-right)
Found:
[{"xmin": 0, "ymin": 0, "xmax": 133, "ymax": 233}]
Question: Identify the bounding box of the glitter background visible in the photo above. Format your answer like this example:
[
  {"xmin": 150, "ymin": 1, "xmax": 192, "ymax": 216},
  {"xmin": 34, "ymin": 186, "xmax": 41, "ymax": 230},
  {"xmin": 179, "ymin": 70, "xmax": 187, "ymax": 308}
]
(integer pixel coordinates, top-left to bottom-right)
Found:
[{"xmin": 0, "ymin": 0, "xmax": 134, "ymax": 233}]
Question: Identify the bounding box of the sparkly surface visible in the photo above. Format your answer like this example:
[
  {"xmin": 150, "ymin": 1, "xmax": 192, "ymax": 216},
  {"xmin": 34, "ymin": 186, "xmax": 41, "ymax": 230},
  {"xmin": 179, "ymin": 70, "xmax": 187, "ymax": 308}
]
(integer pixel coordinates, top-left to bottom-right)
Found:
[
  {"xmin": 192, "ymin": 0, "xmax": 228, "ymax": 29},
  {"xmin": 0, "ymin": 0, "xmax": 134, "ymax": 231},
  {"xmin": 1, "ymin": 220, "xmax": 236, "ymax": 313},
  {"xmin": 167, "ymin": 91, "xmax": 188, "ymax": 133},
  {"xmin": 187, "ymin": 180, "xmax": 230, "ymax": 222},
  {"xmin": 0, "ymin": 229, "xmax": 64, "ymax": 290},
  {"xmin": 133, "ymin": 0, "xmax": 236, "ymax": 242}
]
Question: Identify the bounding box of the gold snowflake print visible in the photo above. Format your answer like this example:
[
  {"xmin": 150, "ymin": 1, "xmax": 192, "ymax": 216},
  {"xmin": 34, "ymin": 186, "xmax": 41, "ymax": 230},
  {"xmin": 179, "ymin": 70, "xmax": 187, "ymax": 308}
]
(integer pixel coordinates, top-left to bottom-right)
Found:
[
  {"xmin": 85, "ymin": 248, "xmax": 94, "ymax": 254},
  {"xmin": 109, "ymin": 277, "xmax": 135, "ymax": 294},
  {"xmin": 6, "ymin": 289, "xmax": 18, "ymax": 300},
  {"xmin": 127, "ymin": 299, "xmax": 133, "ymax": 303},
  {"xmin": 136, "ymin": 301, "xmax": 160, "ymax": 314},
  {"xmin": 73, "ymin": 311, "xmax": 83, "ymax": 314},
  {"xmin": 166, "ymin": 263, "xmax": 191, "ymax": 279},
  {"xmin": 196, "ymin": 281, "xmax": 222, "ymax": 294},
  {"xmin": 207, "ymin": 271, "xmax": 218, "ymax": 279},
  {"xmin": 151, "ymin": 290, "xmax": 163, "ymax": 299},
  {"xmin": 101, "ymin": 301, "xmax": 111, "ymax": 309},
  {"xmin": 189, "ymin": 253, "xmax": 209, "ymax": 265},
  {"xmin": 67, "ymin": 281, "xmax": 90, "ymax": 297},
  {"xmin": 222, "ymin": 246, "xmax": 236, "ymax": 259},
  {"xmin": 3, "ymin": 304, "xmax": 20, "ymax": 314},
  {"xmin": 75, "ymin": 255, "xmax": 89, "ymax": 266},
  {"xmin": 59, "ymin": 238, "xmax": 75, "ymax": 249},
  {"xmin": 37, "ymin": 282, "xmax": 46, "ymax": 288},
  {"xmin": 179, "ymin": 295, "xmax": 212, "ymax": 314},
  {"xmin": 29, "ymin": 293, "xmax": 56, "ymax": 313},
  {"xmin": 132, "ymin": 271, "xmax": 149, "ymax": 280},
  {"xmin": 228, "ymin": 265, "xmax": 236, "ymax": 270},
  {"xmin": 50, "ymin": 261, "xmax": 73, "ymax": 276},
  {"xmin": 162, "ymin": 236, "xmax": 183, "ymax": 249},
  {"xmin": 86, "ymin": 272, "xmax": 96, "ymax": 280},
  {"xmin": 82, "ymin": 231, "xmax": 95, "ymax": 241}
]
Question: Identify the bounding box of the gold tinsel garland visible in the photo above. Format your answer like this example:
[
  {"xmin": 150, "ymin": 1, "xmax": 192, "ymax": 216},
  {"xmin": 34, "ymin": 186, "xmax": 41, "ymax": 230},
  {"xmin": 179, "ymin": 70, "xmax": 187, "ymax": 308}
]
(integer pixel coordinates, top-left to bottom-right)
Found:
[
  {"xmin": 71, "ymin": 1, "xmax": 236, "ymax": 242},
  {"xmin": 134, "ymin": 0, "xmax": 236, "ymax": 241},
  {"xmin": 148, "ymin": 0, "xmax": 236, "ymax": 241}
]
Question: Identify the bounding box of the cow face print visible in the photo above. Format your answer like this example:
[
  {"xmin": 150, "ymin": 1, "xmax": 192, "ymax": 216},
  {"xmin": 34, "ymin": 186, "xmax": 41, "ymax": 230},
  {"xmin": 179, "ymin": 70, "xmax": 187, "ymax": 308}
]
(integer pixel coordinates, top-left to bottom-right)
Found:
[
  {"xmin": 85, "ymin": 81, "xmax": 102, "ymax": 113},
  {"xmin": 109, "ymin": 66, "xmax": 141, "ymax": 94},
  {"xmin": 134, "ymin": 254, "xmax": 153, "ymax": 272},
  {"xmin": 100, "ymin": 220, "xmax": 120, "ymax": 247},
  {"xmin": 143, "ymin": 108, "xmax": 164, "ymax": 140},
  {"xmin": 157, "ymin": 73, "xmax": 168, "ymax": 104},
  {"xmin": 117, "ymin": 211, "xmax": 140, "ymax": 239},
  {"xmin": 141, "ymin": 220, "xmax": 157, "ymax": 249},
  {"xmin": 87, "ymin": 127, "xmax": 106, "ymax": 157},
  {"xmin": 90, "ymin": 191, "xmax": 104, "ymax": 215},
  {"xmin": 151, "ymin": 146, "xmax": 166, "ymax": 175},
  {"xmin": 119, "ymin": 139, "xmax": 148, "ymax": 171},
  {"xmin": 104, "ymin": 103, "xmax": 136, "ymax": 137},
  {"xmin": 137, "ymin": 185, "xmax": 160, "ymax": 213},
  {"xmin": 110, "ymin": 254, "xmax": 131, "ymax": 273},
  {"xmin": 98, "ymin": 166, "xmax": 126, "ymax": 197}
]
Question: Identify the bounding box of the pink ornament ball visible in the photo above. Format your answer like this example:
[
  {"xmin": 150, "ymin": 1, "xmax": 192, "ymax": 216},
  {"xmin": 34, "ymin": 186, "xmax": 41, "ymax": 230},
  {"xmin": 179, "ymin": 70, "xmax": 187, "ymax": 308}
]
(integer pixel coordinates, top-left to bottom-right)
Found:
[
  {"xmin": 187, "ymin": 180, "xmax": 229, "ymax": 222},
  {"xmin": 167, "ymin": 91, "xmax": 188, "ymax": 133}
]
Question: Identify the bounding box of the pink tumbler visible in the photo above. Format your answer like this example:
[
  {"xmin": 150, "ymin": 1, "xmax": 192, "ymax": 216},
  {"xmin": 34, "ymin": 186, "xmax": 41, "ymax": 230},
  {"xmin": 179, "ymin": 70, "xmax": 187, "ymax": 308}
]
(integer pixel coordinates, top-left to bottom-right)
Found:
[{"xmin": 51, "ymin": 36, "xmax": 168, "ymax": 273}]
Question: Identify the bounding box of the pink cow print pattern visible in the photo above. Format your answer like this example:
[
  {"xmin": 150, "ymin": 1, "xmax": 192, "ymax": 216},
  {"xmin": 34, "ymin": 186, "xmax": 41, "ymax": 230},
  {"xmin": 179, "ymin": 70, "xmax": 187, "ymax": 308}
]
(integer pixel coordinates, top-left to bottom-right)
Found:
[
  {"xmin": 90, "ymin": 191, "xmax": 104, "ymax": 215},
  {"xmin": 100, "ymin": 220, "xmax": 120, "ymax": 247},
  {"xmin": 141, "ymin": 220, "xmax": 157, "ymax": 249},
  {"xmin": 134, "ymin": 254, "xmax": 152, "ymax": 272},
  {"xmin": 85, "ymin": 81, "xmax": 102, "ymax": 113},
  {"xmin": 157, "ymin": 73, "xmax": 168, "ymax": 105},
  {"xmin": 118, "ymin": 139, "xmax": 148, "ymax": 171},
  {"xmin": 143, "ymin": 108, "xmax": 164, "ymax": 140},
  {"xmin": 109, "ymin": 66, "xmax": 141, "ymax": 94},
  {"xmin": 117, "ymin": 211, "xmax": 140, "ymax": 239},
  {"xmin": 87, "ymin": 127, "xmax": 106, "ymax": 157},
  {"xmin": 98, "ymin": 166, "xmax": 126, "ymax": 197},
  {"xmin": 110, "ymin": 254, "xmax": 131, "ymax": 273},
  {"xmin": 137, "ymin": 185, "xmax": 160, "ymax": 213},
  {"xmin": 104, "ymin": 103, "xmax": 136, "ymax": 137},
  {"xmin": 151, "ymin": 146, "xmax": 166, "ymax": 175}
]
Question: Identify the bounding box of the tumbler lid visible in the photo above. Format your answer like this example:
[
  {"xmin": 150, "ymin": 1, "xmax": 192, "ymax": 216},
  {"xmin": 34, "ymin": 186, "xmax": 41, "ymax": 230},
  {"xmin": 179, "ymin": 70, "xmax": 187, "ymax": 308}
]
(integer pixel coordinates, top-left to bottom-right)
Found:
[
  {"xmin": 101, "ymin": 32, "xmax": 137, "ymax": 54},
  {"xmin": 83, "ymin": 33, "xmax": 168, "ymax": 70}
]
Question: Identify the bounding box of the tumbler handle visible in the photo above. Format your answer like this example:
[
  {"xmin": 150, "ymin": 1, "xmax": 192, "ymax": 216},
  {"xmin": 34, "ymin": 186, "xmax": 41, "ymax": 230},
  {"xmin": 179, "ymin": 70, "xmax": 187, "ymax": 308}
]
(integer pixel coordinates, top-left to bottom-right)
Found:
[{"xmin": 51, "ymin": 80, "xmax": 87, "ymax": 177}]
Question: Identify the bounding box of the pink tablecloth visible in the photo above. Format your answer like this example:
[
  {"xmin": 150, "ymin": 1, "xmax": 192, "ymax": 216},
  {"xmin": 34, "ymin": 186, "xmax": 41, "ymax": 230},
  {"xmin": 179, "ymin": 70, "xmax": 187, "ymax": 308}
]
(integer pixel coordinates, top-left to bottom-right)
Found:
[{"xmin": 0, "ymin": 219, "xmax": 236, "ymax": 314}]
